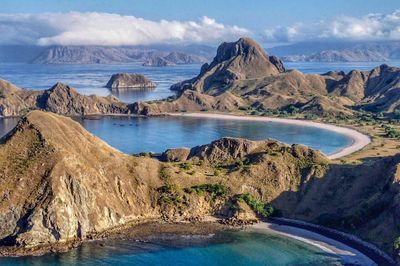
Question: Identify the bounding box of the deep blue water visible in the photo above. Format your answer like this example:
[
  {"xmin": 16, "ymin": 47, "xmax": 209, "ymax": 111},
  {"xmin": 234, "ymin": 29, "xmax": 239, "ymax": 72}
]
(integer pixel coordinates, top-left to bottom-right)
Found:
[
  {"xmin": 0, "ymin": 115, "xmax": 352, "ymax": 156},
  {"xmin": 0, "ymin": 63, "xmax": 201, "ymax": 103},
  {"xmin": 0, "ymin": 230, "xmax": 343, "ymax": 266},
  {"xmin": 76, "ymin": 116, "xmax": 352, "ymax": 155}
]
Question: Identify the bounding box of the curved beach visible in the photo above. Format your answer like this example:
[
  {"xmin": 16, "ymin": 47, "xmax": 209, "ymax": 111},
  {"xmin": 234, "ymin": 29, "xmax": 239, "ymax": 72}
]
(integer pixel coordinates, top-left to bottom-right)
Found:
[
  {"xmin": 251, "ymin": 222, "xmax": 377, "ymax": 265},
  {"xmin": 169, "ymin": 112, "xmax": 371, "ymax": 160}
]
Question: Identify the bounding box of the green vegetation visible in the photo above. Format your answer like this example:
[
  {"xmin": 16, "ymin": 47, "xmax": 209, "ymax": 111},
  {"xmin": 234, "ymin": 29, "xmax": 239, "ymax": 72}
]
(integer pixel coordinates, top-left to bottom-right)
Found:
[
  {"xmin": 394, "ymin": 236, "xmax": 400, "ymax": 251},
  {"xmin": 383, "ymin": 125, "xmax": 400, "ymax": 139},
  {"xmin": 213, "ymin": 169, "xmax": 221, "ymax": 176},
  {"xmin": 179, "ymin": 162, "xmax": 193, "ymax": 171},
  {"xmin": 159, "ymin": 165, "xmax": 170, "ymax": 181},
  {"xmin": 157, "ymin": 184, "xmax": 182, "ymax": 206},
  {"xmin": 185, "ymin": 183, "xmax": 229, "ymax": 199},
  {"xmin": 237, "ymin": 193, "xmax": 274, "ymax": 218}
]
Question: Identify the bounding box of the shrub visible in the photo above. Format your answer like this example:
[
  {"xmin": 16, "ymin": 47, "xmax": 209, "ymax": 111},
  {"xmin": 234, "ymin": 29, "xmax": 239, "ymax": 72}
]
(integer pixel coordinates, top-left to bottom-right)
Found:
[
  {"xmin": 159, "ymin": 165, "xmax": 170, "ymax": 181},
  {"xmin": 179, "ymin": 162, "xmax": 193, "ymax": 171},
  {"xmin": 237, "ymin": 193, "xmax": 274, "ymax": 218},
  {"xmin": 394, "ymin": 237, "xmax": 400, "ymax": 251},
  {"xmin": 186, "ymin": 183, "xmax": 229, "ymax": 199},
  {"xmin": 157, "ymin": 184, "xmax": 182, "ymax": 206}
]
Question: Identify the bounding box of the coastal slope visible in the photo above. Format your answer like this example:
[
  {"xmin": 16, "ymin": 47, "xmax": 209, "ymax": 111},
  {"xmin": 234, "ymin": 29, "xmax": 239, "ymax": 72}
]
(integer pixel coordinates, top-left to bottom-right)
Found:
[{"xmin": 0, "ymin": 111, "xmax": 161, "ymax": 248}]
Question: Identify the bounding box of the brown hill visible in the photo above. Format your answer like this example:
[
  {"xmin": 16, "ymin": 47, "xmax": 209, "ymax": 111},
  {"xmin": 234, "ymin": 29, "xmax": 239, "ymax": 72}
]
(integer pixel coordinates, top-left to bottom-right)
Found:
[
  {"xmin": 133, "ymin": 38, "xmax": 400, "ymax": 116},
  {"xmin": 0, "ymin": 80, "xmax": 130, "ymax": 117},
  {"xmin": 0, "ymin": 111, "xmax": 161, "ymax": 248}
]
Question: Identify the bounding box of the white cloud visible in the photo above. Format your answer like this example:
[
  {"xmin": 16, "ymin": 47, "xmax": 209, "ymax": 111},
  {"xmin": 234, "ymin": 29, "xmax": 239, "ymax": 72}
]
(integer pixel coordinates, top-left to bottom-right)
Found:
[
  {"xmin": 264, "ymin": 10, "xmax": 400, "ymax": 43},
  {"xmin": 0, "ymin": 12, "xmax": 249, "ymax": 46}
]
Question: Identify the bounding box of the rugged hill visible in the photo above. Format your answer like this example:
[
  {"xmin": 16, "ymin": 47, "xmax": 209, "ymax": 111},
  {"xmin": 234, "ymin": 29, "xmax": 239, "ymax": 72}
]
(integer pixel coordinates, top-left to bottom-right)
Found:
[
  {"xmin": 0, "ymin": 111, "xmax": 329, "ymax": 253},
  {"xmin": 32, "ymin": 46, "xmax": 209, "ymax": 65},
  {"xmin": 0, "ymin": 111, "xmax": 399, "ymax": 259},
  {"xmin": 0, "ymin": 111, "xmax": 161, "ymax": 248},
  {"xmin": 132, "ymin": 38, "xmax": 400, "ymax": 116},
  {"xmin": 0, "ymin": 80, "xmax": 130, "ymax": 117}
]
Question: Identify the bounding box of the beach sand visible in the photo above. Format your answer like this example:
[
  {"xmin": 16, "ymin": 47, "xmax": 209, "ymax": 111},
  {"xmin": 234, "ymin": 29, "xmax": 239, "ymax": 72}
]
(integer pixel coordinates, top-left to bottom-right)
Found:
[
  {"xmin": 250, "ymin": 222, "xmax": 376, "ymax": 265},
  {"xmin": 169, "ymin": 112, "xmax": 371, "ymax": 159}
]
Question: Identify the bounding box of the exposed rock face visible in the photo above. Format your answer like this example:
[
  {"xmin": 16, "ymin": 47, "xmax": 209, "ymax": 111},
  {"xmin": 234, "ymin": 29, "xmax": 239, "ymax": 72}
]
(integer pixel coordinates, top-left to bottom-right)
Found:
[
  {"xmin": 0, "ymin": 80, "xmax": 130, "ymax": 117},
  {"xmin": 0, "ymin": 111, "xmax": 161, "ymax": 247},
  {"xmin": 106, "ymin": 73, "xmax": 156, "ymax": 90}
]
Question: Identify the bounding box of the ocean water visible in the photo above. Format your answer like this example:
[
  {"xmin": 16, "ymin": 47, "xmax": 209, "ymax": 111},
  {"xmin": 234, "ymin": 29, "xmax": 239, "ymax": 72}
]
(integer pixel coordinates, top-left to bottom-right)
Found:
[
  {"xmin": 0, "ymin": 230, "xmax": 343, "ymax": 266},
  {"xmin": 0, "ymin": 115, "xmax": 352, "ymax": 156},
  {"xmin": 0, "ymin": 63, "xmax": 200, "ymax": 103}
]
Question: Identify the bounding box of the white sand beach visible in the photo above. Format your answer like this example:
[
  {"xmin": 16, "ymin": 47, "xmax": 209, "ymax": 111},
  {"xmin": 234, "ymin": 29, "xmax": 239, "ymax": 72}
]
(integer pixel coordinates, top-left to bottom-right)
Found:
[
  {"xmin": 251, "ymin": 222, "xmax": 376, "ymax": 265},
  {"xmin": 169, "ymin": 112, "xmax": 371, "ymax": 159}
]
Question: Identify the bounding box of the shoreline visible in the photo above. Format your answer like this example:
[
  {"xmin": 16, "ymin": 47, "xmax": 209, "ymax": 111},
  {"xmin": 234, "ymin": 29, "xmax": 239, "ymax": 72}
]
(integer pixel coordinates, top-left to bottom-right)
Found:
[
  {"xmin": 251, "ymin": 221, "xmax": 378, "ymax": 265},
  {"xmin": 169, "ymin": 112, "xmax": 371, "ymax": 159}
]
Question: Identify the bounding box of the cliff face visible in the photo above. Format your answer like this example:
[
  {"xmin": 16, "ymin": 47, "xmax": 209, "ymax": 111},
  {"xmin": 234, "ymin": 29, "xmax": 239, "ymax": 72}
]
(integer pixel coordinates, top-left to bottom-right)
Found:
[
  {"xmin": 106, "ymin": 73, "xmax": 156, "ymax": 90},
  {"xmin": 133, "ymin": 37, "xmax": 400, "ymax": 116},
  {"xmin": 0, "ymin": 111, "xmax": 161, "ymax": 248},
  {"xmin": 0, "ymin": 80, "xmax": 130, "ymax": 117}
]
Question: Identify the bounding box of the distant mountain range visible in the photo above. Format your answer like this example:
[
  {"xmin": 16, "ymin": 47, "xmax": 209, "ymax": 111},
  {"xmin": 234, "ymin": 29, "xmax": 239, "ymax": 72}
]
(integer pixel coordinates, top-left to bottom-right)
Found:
[
  {"xmin": 0, "ymin": 44, "xmax": 215, "ymax": 65},
  {"xmin": 2, "ymin": 41, "xmax": 400, "ymax": 64},
  {"xmin": 269, "ymin": 41, "xmax": 400, "ymax": 62}
]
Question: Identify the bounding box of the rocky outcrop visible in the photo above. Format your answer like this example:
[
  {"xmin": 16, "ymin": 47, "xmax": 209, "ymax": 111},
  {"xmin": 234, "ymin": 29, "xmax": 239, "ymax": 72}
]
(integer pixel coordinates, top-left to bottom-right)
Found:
[
  {"xmin": 171, "ymin": 37, "xmax": 285, "ymax": 94},
  {"xmin": 0, "ymin": 80, "xmax": 130, "ymax": 117},
  {"xmin": 106, "ymin": 73, "xmax": 156, "ymax": 90}
]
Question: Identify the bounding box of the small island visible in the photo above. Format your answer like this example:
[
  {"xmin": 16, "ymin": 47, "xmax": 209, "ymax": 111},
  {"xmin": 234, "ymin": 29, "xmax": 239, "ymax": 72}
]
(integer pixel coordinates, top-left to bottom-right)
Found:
[{"xmin": 106, "ymin": 73, "xmax": 156, "ymax": 90}]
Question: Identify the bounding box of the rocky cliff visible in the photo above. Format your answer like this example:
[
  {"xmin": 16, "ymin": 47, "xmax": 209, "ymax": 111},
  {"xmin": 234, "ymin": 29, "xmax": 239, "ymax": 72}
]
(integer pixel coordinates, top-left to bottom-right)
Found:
[
  {"xmin": 0, "ymin": 80, "xmax": 130, "ymax": 117},
  {"xmin": 0, "ymin": 111, "xmax": 161, "ymax": 248},
  {"xmin": 106, "ymin": 73, "xmax": 156, "ymax": 90}
]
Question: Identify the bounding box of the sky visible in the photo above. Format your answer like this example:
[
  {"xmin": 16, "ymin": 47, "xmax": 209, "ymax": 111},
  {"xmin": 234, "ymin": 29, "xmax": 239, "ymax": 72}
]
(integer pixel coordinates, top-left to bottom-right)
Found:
[{"xmin": 0, "ymin": 0, "xmax": 399, "ymax": 46}]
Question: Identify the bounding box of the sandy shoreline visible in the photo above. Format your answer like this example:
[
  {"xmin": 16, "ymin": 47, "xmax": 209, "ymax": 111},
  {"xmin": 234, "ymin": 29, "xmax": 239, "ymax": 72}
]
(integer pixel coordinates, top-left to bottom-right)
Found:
[
  {"xmin": 251, "ymin": 222, "xmax": 376, "ymax": 265},
  {"xmin": 169, "ymin": 112, "xmax": 371, "ymax": 159}
]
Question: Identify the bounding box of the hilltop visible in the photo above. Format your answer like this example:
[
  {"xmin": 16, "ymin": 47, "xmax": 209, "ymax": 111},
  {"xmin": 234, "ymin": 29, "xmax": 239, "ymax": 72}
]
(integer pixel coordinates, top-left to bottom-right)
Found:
[
  {"xmin": 133, "ymin": 37, "xmax": 400, "ymax": 116},
  {"xmin": 0, "ymin": 80, "xmax": 129, "ymax": 117}
]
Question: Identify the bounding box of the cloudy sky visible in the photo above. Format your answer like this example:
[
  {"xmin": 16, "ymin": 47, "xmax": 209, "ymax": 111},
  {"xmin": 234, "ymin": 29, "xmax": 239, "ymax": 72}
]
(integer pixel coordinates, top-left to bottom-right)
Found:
[{"xmin": 1, "ymin": 0, "xmax": 399, "ymax": 46}]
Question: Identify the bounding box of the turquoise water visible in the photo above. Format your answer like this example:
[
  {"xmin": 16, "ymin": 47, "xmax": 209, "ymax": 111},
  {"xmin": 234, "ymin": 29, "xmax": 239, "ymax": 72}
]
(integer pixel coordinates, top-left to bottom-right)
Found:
[{"xmin": 0, "ymin": 230, "xmax": 343, "ymax": 266}]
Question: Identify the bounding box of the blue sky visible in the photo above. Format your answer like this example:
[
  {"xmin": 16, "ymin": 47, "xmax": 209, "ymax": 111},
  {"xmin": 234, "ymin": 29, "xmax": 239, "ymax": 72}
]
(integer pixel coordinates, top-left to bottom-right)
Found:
[
  {"xmin": 1, "ymin": 0, "xmax": 399, "ymax": 31},
  {"xmin": 0, "ymin": 0, "xmax": 399, "ymax": 46}
]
